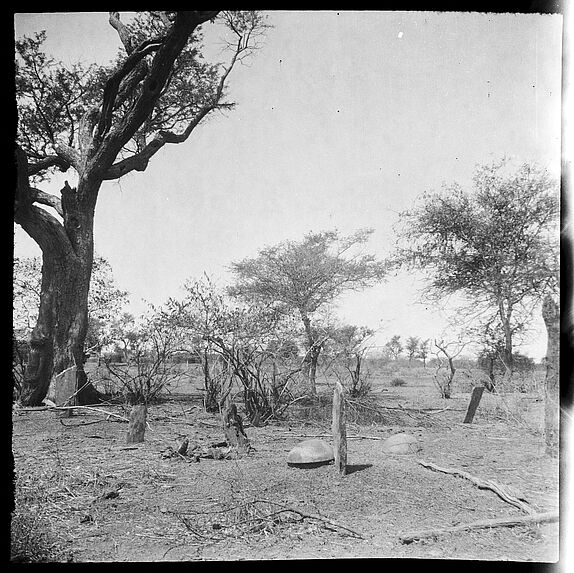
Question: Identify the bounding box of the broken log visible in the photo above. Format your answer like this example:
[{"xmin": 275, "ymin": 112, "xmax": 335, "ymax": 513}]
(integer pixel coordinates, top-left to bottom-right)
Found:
[
  {"xmin": 399, "ymin": 511, "xmax": 558, "ymax": 544},
  {"xmin": 222, "ymin": 404, "xmax": 250, "ymax": 454}
]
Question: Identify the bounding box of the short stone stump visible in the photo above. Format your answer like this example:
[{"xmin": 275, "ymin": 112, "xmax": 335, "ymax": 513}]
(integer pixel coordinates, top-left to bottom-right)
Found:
[{"xmin": 381, "ymin": 432, "xmax": 422, "ymax": 455}]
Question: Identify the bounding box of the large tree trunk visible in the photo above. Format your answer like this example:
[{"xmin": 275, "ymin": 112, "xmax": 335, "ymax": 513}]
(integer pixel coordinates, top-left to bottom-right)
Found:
[
  {"xmin": 307, "ymin": 349, "xmax": 319, "ymax": 395},
  {"xmin": 542, "ymin": 294, "xmax": 559, "ymax": 457},
  {"xmin": 20, "ymin": 233, "xmax": 99, "ymax": 406},
  {"xmin": 20, "ymin": 253, "xmax": 90, "ymax": 405},
  {"xmin": 15, "ymin": 155, "xmax": 101, "ymax": 406}
]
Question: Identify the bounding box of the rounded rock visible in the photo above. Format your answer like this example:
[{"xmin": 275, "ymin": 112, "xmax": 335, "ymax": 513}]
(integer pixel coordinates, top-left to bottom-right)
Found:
[
  {"xmin": 381, "ymin": 432, "xmax": 421, "ymax": 455},
  {"xmin": 287, "ymin": 439, "xmax": 334, "ymax": 466}
]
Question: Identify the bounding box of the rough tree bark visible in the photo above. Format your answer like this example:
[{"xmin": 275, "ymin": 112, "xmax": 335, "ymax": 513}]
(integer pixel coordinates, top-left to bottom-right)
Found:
[{"xmin": 542, "ymin": 294, "xmax": 559, "ymax": 457}]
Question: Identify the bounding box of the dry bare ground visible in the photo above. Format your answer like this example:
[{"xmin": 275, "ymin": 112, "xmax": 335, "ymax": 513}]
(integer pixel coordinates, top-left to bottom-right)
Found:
[{"xmin": 11, "ymin": 369, "xmax": 559, "ymax": 563}]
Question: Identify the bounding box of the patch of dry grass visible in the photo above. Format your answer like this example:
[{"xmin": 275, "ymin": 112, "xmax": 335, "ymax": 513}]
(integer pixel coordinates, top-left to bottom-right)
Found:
[{"xmin": 11, "ymin": 473, "xmax": 71, "ymax": 562}]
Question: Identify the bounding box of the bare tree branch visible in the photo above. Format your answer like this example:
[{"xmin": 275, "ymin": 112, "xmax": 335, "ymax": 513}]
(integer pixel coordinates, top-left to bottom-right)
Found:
[
  {"xmin": 26, "ymin": 154, "xmax": 71, "ymax": 176},
  {"xmin": 89, "ymin": 11, "xmax": 221, "ymax": 178},
  {"xmin": 101, "ymin": 12, "xmax": 259, "ymax": 180}
]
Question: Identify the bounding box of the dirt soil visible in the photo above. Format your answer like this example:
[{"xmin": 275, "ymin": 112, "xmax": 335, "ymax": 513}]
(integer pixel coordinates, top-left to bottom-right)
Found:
[{"xmin": 11, "ymin": 389, "xmax": 559, "ymax": 563}]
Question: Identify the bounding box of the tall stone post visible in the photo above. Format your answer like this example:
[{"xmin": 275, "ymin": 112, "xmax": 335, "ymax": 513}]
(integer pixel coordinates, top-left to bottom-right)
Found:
[
  {"xmin": 332, "ymin": 380, "xmax": 347, "ymax": 475},
  {"xmin": 126, "ymin": 404, "xmax": 147, "ymax": 444},
  {"xmin": 463, "ymin": 386, "xmax": 485, "ymax": 424},
  {"xmin": 53, "ymin": 365, "xmax": 78, "ymax": 418},
  {"xmin": 542, "ymin": 295, "xmax": 560, "ymax": 457}
]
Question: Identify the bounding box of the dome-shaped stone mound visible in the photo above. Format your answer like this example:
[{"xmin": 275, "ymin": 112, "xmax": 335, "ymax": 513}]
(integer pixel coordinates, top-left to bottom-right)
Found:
[
  {"xmin": 381, "ymin": 432, "xmax": 421, "ymax": 454},
  {"xmin": 287, "ymin": 439, "xmax": 334, "ymax": 467}
]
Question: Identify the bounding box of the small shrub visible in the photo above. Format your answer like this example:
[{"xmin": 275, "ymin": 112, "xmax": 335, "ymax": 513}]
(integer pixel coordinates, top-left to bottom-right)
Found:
[
  {"xmin": 390, "ymin": 377, "xmax": 407, "ymax": 387},
  {"xmin": 348, "ymin": 377, "xmax": 372, "ymax": 398}
]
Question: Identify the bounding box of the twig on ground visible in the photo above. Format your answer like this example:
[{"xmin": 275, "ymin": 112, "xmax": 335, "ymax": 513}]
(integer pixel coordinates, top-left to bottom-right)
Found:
[
  {"xmin": 260, "ymin": 501, "xmax": 364, "ymax": 539},
  {"xmin": 59, "ymin": 418, "xmax": 109, "ymax": 427},
  {"xmin": 268, "ymin": 433, "xmax": 386, "ymax": 441},
  {"xmin": 397, "ymin": 403, "xmax": 423, "ymax": 421}
]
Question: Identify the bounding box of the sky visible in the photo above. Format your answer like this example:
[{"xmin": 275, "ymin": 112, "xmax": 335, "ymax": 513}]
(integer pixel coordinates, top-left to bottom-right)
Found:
[{"xmin": 13, "ymin": 10, "xmax": 565, "ymax": 360}]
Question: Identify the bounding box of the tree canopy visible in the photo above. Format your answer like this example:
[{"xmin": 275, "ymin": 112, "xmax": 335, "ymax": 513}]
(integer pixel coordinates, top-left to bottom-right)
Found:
[
  {"xmin": 229, "ymin": 229, "xmax": 387, "ymax": 316},
  {"xmin": 228, "ymin": 229, "xmax": 387, "ymax": 392},
  {"xmin": 16, "ymin": 12, "xmax": 268, "ymax": 187},
  {"xmin": 395, "ymin": 159, "xmax": 559, "ymax": 371}
]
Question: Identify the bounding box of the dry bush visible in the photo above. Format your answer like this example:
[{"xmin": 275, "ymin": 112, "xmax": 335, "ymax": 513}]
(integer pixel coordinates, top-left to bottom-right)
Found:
[
  {"xmin": 286, "ymin": 393, "xmax": 333, "ymax": 424},
  {"xmin": 476, "ymin": 390, "xmax": 545, "ymax": 433}
]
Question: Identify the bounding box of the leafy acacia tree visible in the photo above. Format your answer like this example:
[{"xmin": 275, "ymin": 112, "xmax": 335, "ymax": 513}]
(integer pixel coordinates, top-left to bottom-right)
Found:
[
  {"xmin": 15, "ymin": 11, "xmax": 268, "ymax": 405},
  {"xmin": 417, "ymin": 338, "xmax": 430, "ymax": 367},
  {"xmin": 405, "ymin": 336, "xmax": 420, "ymax": 365},
  {"xmin": 228, "ymin": 229, "xmax": 387, "ymax": 394},
  {"xmin": 396, "ymin": 160, "xmax": 559, "ymax": 377},
  {"xmin": 384, "ymin": 335, "xmax": 403, "ymax": 361}
]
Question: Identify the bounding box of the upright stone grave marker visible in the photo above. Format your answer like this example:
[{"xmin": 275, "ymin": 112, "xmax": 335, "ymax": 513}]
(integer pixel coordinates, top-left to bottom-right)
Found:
[
  {"xmin": 126, "ymin": 404, "xmax": 147, "ymax": 443},
  {"xmin": 332, "ymin": 380, "xmax": 347, "ymax": 475},
  {"xmin": 54, "ymin": 366, "xmax": 77, "ymax": 418},
  {"xmin": 463, "ymin": 386, "xmax": 485, "ymax": 424}
]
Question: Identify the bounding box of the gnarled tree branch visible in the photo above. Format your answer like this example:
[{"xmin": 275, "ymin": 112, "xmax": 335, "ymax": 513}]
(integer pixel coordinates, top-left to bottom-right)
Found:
[
  {"xmin": 94, "ymin": 36, "xmax": 166, "ymax": 144},
  {"xmin": 29, "ymin": 187, "xmax": 64, "ymax": 217},
  {"xmin": 109, "ymin": 11, "xmax": 135, "ymax": 54},
  {"xmin": 27, "ymin": 154, "xmax": 71, "ymax": 177}
]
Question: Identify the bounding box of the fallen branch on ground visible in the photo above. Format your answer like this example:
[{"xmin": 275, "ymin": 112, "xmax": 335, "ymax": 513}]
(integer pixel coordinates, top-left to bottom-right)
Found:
[
  {"xmin": 347, "ymin": 399, "xmax": 447, "ymax": 413},
  {"xmin": 417, "ymin": 459, "xmax": 534, "ymax": 514},
  {"xmin": 399, "ymin": 511, "xmax": 558, "ymax": 544},
  {"xmin": 269, "ymin": 433, "xmax": 386, "ymax": 441},
  {"xmin": 17, "ymin": 404, "xmax": 130, "ymax": 423}
]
